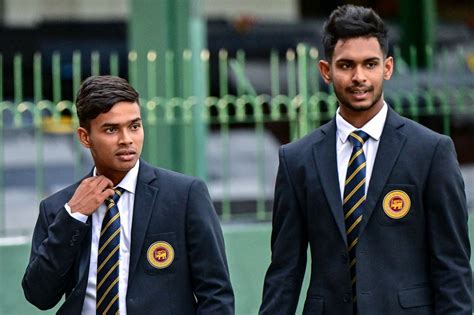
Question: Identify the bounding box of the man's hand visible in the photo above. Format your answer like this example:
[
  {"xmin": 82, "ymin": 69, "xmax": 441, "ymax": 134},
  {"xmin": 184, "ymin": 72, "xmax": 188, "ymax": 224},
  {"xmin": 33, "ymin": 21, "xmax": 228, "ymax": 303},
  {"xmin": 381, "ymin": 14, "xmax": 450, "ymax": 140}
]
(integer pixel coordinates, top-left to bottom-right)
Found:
[{"xmin": 67, "ymin": 176, "xmax": 115, "ymax": 216}]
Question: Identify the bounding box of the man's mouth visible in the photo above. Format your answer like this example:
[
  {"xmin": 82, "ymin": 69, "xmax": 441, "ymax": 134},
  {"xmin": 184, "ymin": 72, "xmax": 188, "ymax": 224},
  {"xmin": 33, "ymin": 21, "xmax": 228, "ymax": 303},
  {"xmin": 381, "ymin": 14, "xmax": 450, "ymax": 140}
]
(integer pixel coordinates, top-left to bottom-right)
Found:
[{"xmin": 116, "ymin": 149, "xmax": 136, "ymax": 161}]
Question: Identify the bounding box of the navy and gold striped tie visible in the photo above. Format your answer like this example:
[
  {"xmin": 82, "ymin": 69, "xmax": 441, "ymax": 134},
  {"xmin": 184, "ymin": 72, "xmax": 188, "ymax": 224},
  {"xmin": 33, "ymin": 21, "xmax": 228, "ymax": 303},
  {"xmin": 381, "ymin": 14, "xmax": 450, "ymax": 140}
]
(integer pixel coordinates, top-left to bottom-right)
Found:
[
  {"xmin": 343, "ymin": 130, "xmax": 369, "ymax": 314},
  {"xmin": 96, "ymin": 187, "xmax": 124, "ymax": 315}
]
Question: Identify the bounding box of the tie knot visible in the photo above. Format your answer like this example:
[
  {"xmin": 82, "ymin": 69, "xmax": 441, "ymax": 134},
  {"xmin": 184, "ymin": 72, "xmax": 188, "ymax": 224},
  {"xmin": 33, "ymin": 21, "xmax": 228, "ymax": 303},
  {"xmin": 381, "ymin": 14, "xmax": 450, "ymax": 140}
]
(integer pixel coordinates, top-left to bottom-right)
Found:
[
  {"xmin": 105, "ymin": 187, "xmax": 125, "ymax": 207},
  {"xmin": 349, "ymin": 130, "xmax": 370, "ymax": 148}
]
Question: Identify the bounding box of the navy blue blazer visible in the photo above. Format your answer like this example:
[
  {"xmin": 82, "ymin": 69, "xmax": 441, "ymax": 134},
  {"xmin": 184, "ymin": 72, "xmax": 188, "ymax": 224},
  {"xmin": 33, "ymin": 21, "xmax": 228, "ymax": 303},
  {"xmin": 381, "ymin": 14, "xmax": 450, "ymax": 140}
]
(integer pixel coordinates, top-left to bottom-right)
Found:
[
  {"xmin": 23, "ymin": 160, "xmax": 234, "ymax": 314},
  {"xmin": 260, "ymin": 107, "xmax": 471, "ymax": 314}
]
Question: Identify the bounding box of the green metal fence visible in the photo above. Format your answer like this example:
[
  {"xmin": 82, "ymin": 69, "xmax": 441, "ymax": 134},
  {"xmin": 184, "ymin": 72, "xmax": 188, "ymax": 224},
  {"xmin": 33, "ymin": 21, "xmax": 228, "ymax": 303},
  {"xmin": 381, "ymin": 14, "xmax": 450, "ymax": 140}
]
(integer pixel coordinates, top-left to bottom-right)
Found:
[{"xmin": 1, "ymin": 45, "xmax": 473, "ymax": 234}]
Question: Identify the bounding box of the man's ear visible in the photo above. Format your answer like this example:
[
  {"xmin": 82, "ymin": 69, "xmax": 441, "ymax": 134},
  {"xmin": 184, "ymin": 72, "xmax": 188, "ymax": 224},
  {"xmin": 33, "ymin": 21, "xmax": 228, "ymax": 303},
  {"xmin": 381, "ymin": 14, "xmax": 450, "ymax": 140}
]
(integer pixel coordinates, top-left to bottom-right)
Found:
[
  {"xmin": 383, "ymin": 56, "xmax": 394, "ymax": 80},
  {"xmin": 77, "ymin": 127, "xmax": 91, "ymax": 148},
  {"xmin": 318, "ymin": 60, "xmax": 332, "ymax": 84}
]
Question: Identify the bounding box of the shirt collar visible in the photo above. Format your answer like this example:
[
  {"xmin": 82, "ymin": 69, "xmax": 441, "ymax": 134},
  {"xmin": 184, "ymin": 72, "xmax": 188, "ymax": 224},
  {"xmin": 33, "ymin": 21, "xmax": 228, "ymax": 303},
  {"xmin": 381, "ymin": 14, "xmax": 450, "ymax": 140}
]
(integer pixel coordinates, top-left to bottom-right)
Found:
[
  {"xmin": 92, "ymin": 161, "xmax": 140, "ymax": 194},
  {"xmin": 336, "ymin": 102, "xmax": 388, "ymax": 144}
]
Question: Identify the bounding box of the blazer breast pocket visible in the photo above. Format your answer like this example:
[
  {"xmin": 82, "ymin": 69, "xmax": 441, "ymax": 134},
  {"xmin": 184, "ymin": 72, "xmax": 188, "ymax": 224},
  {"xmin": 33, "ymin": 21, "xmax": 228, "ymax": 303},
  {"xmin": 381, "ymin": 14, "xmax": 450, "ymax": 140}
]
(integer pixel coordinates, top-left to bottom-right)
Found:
[
  {"xmin": 142, "ymin": 232, "xmax": 177, "ymax": 275},
  {"xmin": 374, "ymin": 184, "xmax": 419, "ymax": 226}
]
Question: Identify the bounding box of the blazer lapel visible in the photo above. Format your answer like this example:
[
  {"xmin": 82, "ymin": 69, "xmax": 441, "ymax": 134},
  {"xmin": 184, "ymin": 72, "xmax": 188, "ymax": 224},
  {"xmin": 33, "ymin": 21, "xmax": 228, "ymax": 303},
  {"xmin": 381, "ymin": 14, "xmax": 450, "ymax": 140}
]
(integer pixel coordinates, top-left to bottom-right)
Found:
[
  {"xmin": 313, "ymin": 119, "xmax": 347, "ymax": 245},
  {"xmin": 128, "ymin": 160, "xmax": 159, "ymax": 283},
  {"xmin": 359, "ymin": 108, "xmax": 406, "ymax": 235}
]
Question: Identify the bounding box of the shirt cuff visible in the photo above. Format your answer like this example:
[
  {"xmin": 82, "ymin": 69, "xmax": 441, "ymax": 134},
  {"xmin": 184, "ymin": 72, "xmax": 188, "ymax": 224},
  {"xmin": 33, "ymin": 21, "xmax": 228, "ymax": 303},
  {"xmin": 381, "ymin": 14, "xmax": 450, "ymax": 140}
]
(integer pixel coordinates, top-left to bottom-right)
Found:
[{"xmin": 64, "ymin": 203, "xmax": 88, "ymax": 223}]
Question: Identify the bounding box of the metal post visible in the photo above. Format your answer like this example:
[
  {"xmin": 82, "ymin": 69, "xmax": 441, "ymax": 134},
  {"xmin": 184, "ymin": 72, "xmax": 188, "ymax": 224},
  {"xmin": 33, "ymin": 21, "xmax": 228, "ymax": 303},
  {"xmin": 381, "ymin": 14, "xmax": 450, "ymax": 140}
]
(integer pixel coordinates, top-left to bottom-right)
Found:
[
  {"xmin": 128, "ymin": 0, "xmax": 206, "ymax": 178},
  {"xmin": 399, "ymin": 0, "xmax": 436, "ymax": 68}
]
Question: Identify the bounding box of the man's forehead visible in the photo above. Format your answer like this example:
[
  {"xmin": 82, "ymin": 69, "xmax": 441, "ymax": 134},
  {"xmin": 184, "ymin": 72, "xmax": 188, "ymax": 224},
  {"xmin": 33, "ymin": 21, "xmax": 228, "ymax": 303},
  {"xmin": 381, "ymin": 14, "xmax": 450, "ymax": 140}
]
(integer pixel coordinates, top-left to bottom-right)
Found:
[{"xmin": 332, "ymin": 37, "xmax": 384, "ymax": 60}]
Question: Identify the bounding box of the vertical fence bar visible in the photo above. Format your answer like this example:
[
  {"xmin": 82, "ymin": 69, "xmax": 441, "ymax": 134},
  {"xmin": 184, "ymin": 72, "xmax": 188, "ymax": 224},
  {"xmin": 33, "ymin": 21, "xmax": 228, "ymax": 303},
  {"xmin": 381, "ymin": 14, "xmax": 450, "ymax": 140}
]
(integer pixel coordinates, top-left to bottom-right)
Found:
[
  {"xmin": 52, "ymin": 52, "xmax": 61, "ymax": 104},
  {"xmin": 33, "ymin": 53, "xmax": 43, "ymax": 102},
  {"xmin": 72, "ymin": 51, "xmax": 81, "ymax": 98},
  {"xmin": 309, "ymin": 47, "xmax": 319, "ymax": 130},
  {"xmin": 14, "ymin": 54, "xmax": 23, "ymax": 104},
  {"xmin": 147, "ymin": 51, "xmax": 157, "ymax": 99},
  {"xmin": 72, "ymin": 51, "xmax": 83, "ymax": 179},
  {"xmin": 91, "ymin": 51, "xmax": 100, "ymax": 76},
  {"xmin": 183, "ymin": 49, "xmax": 192, "ymax": 97},
  {"xmin": 236, "ymin": 50, "xmax": 245, "ymax": 96},
  {"xmin": 109, "ymin": 52, "xmax": 119, "ymax": 77},
  {"xmin": 201, "ymin": 49, "xmax": 210, "ymax": 98},
  {"xmin": 0, "ymin": 54, "xmax": 3, "ymax": 101},
  {"xmin": 408, "ymin": 46, "xmax": 419, "ymax": 121},
  {"xmin": 128, "ymin": 51, "xmax": 138, "ymax": 87},
  {"xmin": 393, "ymin": 46, "xmax": 403, "ymax": 75},
  {"xmin": 0, "ymin": 105, "xmax": 4, "ymax": 233},
  {"xmin": 219, "ymin": 49, "xmax": 228, "ymax": 98},
  {"xmin": 182, "ymin": 49, "xmax": 194, "ymax": 175},
  {"xmin": 165, "ymin": 50, "xmax": 174, "ymax": 99},
  {"xmin": 297, "ymin": 44, "xmax": 308, "ymax": 138},
  {"xmin": 270, "ymin": 50, "xmax": 279, "ymax": 97},
  {"xmin": 286, "ymin": 49, "xmax": 298, "ymax": 141}
]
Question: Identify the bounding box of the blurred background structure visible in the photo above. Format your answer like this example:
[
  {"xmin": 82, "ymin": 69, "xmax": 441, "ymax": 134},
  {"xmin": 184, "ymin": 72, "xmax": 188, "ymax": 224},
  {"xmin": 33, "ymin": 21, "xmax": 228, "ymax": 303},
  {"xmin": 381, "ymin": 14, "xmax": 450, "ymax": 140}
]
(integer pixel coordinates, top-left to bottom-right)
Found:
[{"xmin": 0, "ymin": 0, "xmax": 473, "ymax": 314}]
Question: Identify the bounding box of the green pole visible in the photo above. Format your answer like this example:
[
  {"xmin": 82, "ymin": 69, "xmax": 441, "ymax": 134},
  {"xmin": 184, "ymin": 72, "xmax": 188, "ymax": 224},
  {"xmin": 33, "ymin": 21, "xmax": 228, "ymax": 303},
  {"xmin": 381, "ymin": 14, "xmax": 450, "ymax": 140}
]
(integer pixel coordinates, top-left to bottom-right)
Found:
[{"xmin": 399, "ymin": 0, "xmax": 436, "ymax": 68}]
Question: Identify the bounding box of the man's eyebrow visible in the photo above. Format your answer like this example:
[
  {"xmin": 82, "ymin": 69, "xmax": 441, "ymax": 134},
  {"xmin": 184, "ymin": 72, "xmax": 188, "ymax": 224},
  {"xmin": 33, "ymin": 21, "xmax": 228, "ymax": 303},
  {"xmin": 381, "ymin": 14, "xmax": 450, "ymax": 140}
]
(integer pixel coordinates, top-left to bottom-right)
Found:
[{"xmin": 100, "ymin": 118, "xmax": 142, "ymax": 128}]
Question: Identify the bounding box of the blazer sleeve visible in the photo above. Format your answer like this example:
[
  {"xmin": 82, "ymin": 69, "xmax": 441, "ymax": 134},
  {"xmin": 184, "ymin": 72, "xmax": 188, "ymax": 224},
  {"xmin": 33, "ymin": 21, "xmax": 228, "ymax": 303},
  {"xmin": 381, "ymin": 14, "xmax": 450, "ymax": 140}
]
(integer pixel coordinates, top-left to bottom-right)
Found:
[
  {"xmin": 185, "ymin": 179, "xmax": 235, "ymax": 314},
  {"xmin": 425, "ymin": 136, "xmax": 472, "ymax": 314},
  {"xmin": 22, "ymin": 202, "xmax": 89, "ymax": 310},
  {"xmin": 259, "ymin": 146, "xmax": 308, "ymax": 314}
]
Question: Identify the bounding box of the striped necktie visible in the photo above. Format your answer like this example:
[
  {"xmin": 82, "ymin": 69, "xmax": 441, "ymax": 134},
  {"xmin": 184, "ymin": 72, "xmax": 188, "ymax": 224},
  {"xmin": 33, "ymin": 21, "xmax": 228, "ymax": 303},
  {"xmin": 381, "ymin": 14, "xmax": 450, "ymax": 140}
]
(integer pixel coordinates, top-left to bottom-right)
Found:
[
  {"xmin": 343, "ymin": 130, "xmax": 370, "ymax": 314},
  {"xmin": 96, "ymin": 187, "xmax": 124, "ymax": 315}
]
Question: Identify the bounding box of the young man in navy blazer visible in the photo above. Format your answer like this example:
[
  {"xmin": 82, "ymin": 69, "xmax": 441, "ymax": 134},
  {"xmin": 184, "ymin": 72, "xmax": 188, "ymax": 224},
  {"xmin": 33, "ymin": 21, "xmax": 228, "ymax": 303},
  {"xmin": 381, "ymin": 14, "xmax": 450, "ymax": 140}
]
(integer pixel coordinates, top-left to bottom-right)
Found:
[
  {"xmin": 23, "ymin": 75, "xmax": 234, "ymax": 314},
  {"xmin": 260, "ymin": 5, "xmax": 471, "ymax": 315}
]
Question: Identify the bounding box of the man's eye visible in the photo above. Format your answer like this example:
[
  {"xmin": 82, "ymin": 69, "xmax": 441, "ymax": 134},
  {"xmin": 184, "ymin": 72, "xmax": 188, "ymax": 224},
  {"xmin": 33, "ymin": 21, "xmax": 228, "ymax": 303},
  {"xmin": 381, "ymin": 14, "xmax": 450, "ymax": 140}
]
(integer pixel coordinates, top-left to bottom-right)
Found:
[
  {"xmin": 131, "ymin": 124, "xmax": 141, "ymax": 130},
  {"xmin": 105, "ymin": 128, "xmax": 116, "ymax": 133},
  {"xmin": 367, "ymin": 62, "xmax": 377, "ymax": 69},
  {"xmin": 340, "ymin": 63, "xmax": 351, "ymax": 69}
]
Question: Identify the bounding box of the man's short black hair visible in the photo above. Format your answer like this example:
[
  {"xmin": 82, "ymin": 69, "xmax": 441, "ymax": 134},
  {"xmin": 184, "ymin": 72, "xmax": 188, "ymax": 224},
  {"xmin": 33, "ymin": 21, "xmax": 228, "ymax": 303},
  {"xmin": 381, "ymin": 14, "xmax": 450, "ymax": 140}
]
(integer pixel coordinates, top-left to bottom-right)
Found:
[
  {"xmin": 75, "ymin": 75, "xmax": 139, "ymax": 130},
  {"xmin": 322, "ymin": 5, "xmax": 388, "ymax": 61}
]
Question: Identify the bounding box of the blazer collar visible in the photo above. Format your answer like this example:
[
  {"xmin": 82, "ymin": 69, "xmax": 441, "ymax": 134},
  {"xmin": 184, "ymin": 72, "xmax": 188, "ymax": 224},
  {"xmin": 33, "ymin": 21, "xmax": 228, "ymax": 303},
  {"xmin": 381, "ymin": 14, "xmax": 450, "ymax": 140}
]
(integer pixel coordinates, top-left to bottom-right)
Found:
[
  {"xmin": 128, "ymin": 159, "xmax": 159, "ymax": 283},
  {"xmin": 313, "ymin": 118, "xmax": 348, "ymax": 245}
]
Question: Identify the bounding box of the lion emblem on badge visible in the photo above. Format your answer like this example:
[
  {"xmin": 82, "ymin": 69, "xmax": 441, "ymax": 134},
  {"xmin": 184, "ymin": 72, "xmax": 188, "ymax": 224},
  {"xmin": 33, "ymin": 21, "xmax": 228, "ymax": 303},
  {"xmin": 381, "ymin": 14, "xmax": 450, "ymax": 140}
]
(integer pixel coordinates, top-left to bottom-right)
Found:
[
  {"xmin": 383, "ymin": 190, "xmax": 411, "ymax": 219},
  {"xmin": 147, "ymin": 241, "xmax": 174, "ymax": 269}
]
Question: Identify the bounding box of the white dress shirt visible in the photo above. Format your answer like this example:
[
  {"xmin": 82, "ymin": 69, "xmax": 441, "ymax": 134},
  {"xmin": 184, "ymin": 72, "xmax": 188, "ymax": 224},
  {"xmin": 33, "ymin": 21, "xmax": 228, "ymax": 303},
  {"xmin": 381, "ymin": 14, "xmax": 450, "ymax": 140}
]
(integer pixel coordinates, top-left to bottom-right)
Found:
[
  {"xmin": 336, "ymin": 103, "xmax": 388, "ymax": 201},
  {"xmin": 65, "ymin": 162, "xmax": 139, "ymax": 315}
]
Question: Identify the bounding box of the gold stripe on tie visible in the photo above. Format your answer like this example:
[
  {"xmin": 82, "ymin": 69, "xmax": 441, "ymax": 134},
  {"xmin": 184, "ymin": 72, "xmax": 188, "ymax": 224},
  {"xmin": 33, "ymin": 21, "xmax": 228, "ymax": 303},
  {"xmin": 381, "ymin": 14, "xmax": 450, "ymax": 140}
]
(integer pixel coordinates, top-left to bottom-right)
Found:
[
  {"xmin": 343, "ymin": 178, "xmax": 366, "ymax": 205},
  {"xmin": 97, "ymin": 244, "xmax": 120, "ymax": 274},
  {"xmin": 345, "ymin": 196, "xmax": 366, "ymax": 220},
  {"xmin": 345, "ymin": 162, "xmax": 367, "ymax": 185},
  {"xmin": 346, "ymin": 216, "xmax": 363, "ymax": 235},
  {"xmin": 100, "ymin": 213, "xmax": 120, "ymax": 237},
  {"xmin": 97, "ymin": 260, "xmax": 120, "ymax": 290},
  {"xmin": 350, "ymin": 133, "xmax": 366, "ymax": 145},
  {"xmin": 350, "ymin": 258, "xmax": 356, "ymax": 268},
  {"xmin": 348, "ymin": 149, "xmax": 363, "ymax": 166},
  {"xmin": 97, "ymin": 278, "xmax": 119, "ymax": 308},
  {"xmin": 348, "ymin": 237, "xmax": 358, "ymax": 251},
  {"xmin": 98, "ymin": 229, "xmax": 120, "ymax": 255},
  {"xmin": 114, "ymin": 189, "xmax": 123, "ymax": 196},
  {"xmin": 104, "ymin": 294, "xmax": 120, "ymax": 314},
  {"xmin": 352, "ymin": 276, "xmax": 357, "ymax": 285}
]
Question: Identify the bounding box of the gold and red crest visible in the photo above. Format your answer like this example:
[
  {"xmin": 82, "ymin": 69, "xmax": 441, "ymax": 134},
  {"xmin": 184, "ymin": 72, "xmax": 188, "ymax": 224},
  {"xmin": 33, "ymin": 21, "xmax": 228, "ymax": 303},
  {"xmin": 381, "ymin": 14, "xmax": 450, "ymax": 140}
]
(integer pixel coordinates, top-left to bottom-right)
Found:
[
  {"xmin": 147, "ymin": 241, "xmax": 174, "ymax": 269},
  {"xmin": 383, "ymin": 190, "xmax": 411, "ymax": 219}
]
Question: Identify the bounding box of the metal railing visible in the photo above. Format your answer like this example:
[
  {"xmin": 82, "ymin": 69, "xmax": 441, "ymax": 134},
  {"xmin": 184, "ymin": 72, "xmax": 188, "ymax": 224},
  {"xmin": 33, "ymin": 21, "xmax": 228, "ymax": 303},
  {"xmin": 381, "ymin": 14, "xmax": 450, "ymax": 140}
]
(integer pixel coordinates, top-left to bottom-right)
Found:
[{"xmin": 1, "ymin": 44, "xmax": 473, "ymax": 234}]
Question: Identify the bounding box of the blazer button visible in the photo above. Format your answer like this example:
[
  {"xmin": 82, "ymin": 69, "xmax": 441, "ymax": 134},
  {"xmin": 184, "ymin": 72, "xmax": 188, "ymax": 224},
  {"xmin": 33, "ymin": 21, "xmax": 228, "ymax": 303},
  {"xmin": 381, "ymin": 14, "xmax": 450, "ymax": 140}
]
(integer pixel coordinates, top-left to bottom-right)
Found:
[
  {"xmin": 69, "ymin": 241, "xmax": 75, "ymax": 247},
  {"xmin": 343, "ymin": 294, "xmax": 350, "ymax": 303}
]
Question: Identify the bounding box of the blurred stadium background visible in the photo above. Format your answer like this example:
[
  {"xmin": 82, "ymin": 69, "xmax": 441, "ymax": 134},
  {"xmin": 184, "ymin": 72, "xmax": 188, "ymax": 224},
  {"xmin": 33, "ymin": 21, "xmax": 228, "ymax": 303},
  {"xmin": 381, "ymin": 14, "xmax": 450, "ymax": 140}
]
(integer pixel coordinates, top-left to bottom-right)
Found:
[{"xmin": 0, "ymin": 0, "xmax": 473, "ymax": 314}]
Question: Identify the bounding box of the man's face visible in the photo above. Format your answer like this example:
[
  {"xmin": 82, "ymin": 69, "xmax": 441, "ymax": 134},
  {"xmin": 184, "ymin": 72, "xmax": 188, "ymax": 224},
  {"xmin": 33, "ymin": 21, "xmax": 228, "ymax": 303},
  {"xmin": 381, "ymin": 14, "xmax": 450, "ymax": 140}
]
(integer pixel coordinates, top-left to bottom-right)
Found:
[
  {"xmin": 319, "ymin": 37, "xmax": 393, "ymax": 120},
  {"xmin": 77, "ymin": 101, "xmax": 144, "ymax": 183}
]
